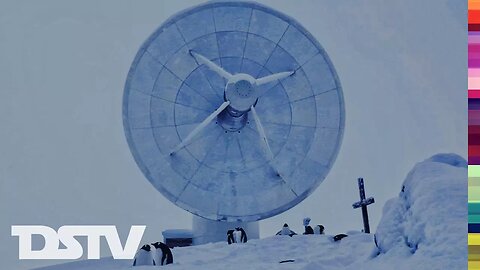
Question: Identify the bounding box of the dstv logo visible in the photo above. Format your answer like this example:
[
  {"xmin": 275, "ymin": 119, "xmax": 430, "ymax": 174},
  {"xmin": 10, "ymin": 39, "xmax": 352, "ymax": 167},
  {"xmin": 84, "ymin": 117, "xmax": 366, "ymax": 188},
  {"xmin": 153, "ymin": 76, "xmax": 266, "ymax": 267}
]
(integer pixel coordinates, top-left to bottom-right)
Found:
[{"xmin": 11, "ymin": 225, "xmax": 145, "ymax": 260}]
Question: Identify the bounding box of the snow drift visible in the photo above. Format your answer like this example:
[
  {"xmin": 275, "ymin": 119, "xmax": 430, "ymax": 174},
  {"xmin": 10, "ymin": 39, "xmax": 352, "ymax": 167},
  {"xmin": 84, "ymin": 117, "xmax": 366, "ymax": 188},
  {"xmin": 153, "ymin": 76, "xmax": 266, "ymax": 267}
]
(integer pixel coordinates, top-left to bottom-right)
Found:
[
  {"xmin": 372, "ymin": 153, "xmax": 467, "ymax": 269},
  {"xmin": 33, "ymin": 153, "xmax": 467, "ymax": 270}
]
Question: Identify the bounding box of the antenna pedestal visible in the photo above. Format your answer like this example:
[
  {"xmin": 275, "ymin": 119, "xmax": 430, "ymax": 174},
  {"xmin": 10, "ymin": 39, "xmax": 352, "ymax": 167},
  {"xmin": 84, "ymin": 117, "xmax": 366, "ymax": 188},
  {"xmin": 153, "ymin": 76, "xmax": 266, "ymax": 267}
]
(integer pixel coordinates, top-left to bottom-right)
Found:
[{"xmin": 192, "ymin": 215, "xmax": 259, "ymax": 245}]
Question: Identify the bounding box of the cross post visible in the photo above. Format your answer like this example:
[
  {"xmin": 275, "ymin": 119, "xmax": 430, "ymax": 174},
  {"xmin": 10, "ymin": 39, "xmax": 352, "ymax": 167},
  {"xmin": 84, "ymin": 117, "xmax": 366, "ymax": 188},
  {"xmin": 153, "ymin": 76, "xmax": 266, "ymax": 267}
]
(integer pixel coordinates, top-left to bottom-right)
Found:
[{"xmin": 352, "ymin": 177, "xmax": 375, "ymax": 233}]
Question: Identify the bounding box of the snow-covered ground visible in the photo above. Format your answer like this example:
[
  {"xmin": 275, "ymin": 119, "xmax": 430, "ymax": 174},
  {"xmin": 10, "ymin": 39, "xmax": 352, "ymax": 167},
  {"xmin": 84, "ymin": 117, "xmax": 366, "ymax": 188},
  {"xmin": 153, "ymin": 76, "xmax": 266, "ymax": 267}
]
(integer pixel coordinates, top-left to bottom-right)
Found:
[
  {"xmin": 33, "ymin": 153, "xmax": 467, "ymax": 270},
  {"xmin": 33, "ymin": 234, "xmax": 374, "ymax": 270}
]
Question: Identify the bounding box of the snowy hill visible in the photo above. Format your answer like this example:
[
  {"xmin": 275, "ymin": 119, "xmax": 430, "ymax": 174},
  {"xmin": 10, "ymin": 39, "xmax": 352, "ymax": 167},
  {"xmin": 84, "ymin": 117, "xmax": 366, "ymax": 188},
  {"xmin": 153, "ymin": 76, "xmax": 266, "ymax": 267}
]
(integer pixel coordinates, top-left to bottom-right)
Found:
[{"xmin": 33, "ymin": 154, "xmax": 467, "ymax": 270}]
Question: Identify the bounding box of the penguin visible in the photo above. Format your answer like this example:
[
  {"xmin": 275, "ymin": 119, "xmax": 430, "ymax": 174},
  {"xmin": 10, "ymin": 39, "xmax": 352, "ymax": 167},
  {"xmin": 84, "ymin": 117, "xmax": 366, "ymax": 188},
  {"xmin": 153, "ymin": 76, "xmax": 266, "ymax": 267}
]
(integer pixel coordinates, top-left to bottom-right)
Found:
[
  {"xmin": 235, "ymin": 227, "xmax": 247, "ymax": 243},
  {"xmin": 314, "ymin": 224, "xmax": 325, "ymax": 235},
  {"xmin": 333, "ymin": 233, "xmax": 348, "ymax": 242},
  {"xmin": 276, "ymin": 223, "xmax": 296, "ymax": 237},
  {"xmin": 151, "ymin": 242, "xmax": 173, "ymax": 265},
  {"xmin": 303, "ymin": 217, "xmax": 311, "ymax": 226},
  {"xmin": 304, "ymin": 226, "xmax": 314, "ymax": 235},
  {"xmin": 227, "ymin": 229, "xmax": 236, "ymax": 244},
  {"xmin": 233, "ymin": 230, "xmax": 241, "ymax": 243},
  {"xmin": 303, "ymin": 217, "xmax": 314, "ymax": 235},
  {"xmin": 132, "ymin": 244, "xmax": 156, "ymax": 266}
]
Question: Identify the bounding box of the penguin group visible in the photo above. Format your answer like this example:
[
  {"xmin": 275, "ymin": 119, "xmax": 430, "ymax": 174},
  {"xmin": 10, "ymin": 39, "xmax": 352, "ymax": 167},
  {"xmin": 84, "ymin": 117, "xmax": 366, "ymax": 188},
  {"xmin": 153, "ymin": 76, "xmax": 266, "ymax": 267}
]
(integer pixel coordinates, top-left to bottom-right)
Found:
[
  {"xmin": 276, "ymin": 217, "xmax": 349, "ymax": 242},
  {"xmin": 302, "ymin": 217, "xmax": 325, "ymax": 235},
  {"xmin": 227, "ymin": 227, "xmax": 248, "ymax": 244},
  {"xmin": 302, "ymin": 217, "xmax": 348, "ymax": 242},
  {"xmin": 132, "ymin": 241, "xmax": 173, "ymax": 267}
]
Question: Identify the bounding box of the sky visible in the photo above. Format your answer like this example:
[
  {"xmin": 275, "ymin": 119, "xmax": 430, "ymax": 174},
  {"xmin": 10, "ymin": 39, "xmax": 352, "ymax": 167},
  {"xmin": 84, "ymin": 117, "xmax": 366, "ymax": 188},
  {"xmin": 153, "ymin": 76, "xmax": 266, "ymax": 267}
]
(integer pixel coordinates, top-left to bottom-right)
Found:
[{"xmin": 0, "ymin": 0, "xmax": 466, "ymax": 269}]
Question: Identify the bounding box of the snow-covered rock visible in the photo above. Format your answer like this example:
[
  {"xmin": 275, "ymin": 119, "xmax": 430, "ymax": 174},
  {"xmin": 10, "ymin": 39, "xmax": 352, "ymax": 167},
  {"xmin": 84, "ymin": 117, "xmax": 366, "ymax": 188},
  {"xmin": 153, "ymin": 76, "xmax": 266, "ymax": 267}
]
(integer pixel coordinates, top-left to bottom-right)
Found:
[{"xmin": 373, "ymin": 153, "xmax": 467, "ymax": 269}]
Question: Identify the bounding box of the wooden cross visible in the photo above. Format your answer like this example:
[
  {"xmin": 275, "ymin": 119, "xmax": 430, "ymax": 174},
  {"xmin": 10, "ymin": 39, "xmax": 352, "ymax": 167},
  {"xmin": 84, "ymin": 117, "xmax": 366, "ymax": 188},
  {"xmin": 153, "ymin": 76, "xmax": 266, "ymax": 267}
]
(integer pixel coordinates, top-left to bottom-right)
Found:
[{"xmin": 352, "ymin": 178, "xmax": 375, "ymax": 233}]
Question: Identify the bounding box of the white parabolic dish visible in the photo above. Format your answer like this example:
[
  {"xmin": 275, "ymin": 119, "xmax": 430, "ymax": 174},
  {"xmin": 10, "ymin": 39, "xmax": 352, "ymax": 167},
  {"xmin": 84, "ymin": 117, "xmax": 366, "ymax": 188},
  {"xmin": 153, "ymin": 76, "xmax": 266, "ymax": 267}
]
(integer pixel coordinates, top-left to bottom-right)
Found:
[{"xmin": 123, "ymin": 1, "xmax": 345, "ymax": 222}]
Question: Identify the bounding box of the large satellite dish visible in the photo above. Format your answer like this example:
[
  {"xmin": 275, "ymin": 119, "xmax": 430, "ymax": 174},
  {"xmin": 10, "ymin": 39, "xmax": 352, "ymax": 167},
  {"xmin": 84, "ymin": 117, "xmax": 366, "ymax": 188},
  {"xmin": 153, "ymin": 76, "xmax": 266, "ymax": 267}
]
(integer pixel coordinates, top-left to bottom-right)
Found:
[{"xmin": 123, "ymin": 1, "xmax": 344, "ymax": 222}]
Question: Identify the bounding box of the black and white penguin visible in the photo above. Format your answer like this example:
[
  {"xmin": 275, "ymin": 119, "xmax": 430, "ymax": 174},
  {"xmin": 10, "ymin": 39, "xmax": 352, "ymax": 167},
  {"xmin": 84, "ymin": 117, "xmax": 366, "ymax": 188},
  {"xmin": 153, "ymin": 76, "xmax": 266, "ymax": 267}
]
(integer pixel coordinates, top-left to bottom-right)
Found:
[
  {"xmin": 276, "ymin": 223, "xmax": 296, "ymax": 237},
  {"xmin": 303, "ymin": 217, "xmax": 314, "ymax": 235},
  {"xmin": 304, "ymin": 226, "xmax": 314, "ymax": 235},
  {"xmin": 314, "ymin": 224, "xmax": 325, "ymax": 235},
  {"xmin": 132, "ymin": 244, "xmax": 156, "ymax": 266},
  {"xmin": 333, "ymin": 233, "xmax": 348, "ymax": 242},
  {"xmin": 227, "ymin": 229, "xmax": 236, "ymax": 244},
  {"xmin": 151, "ymin": 242, "xmax": 173, "ymax": 265},
  {"xmin": 235, "ymin": 227, "xmax": 247, "ymax": 243},
  {"xmin": 303, "ymin": 217, "xmax": 311, "ymax": 226}
]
